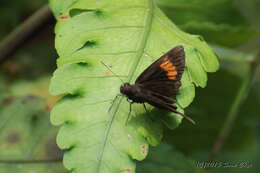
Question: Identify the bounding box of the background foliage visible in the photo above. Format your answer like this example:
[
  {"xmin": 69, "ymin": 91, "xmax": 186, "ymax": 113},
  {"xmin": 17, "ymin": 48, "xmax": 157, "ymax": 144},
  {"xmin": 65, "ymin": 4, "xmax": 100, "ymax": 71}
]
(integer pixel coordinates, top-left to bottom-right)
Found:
[{"xmin": 0, "ymin": 0, "xmax": 259, "ymax": 172}]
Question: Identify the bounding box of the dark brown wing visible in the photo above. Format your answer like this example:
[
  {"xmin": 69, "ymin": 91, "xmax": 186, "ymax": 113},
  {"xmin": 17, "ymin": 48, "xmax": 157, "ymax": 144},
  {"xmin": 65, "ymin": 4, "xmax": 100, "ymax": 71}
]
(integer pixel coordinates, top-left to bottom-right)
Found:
[
  {"xmin": 135, "ymin": 45, "xmax": 185, "ymax": 97},
  {"xmin": 139, "ymin": 88, "xmax": 195, "ymax": 124}
]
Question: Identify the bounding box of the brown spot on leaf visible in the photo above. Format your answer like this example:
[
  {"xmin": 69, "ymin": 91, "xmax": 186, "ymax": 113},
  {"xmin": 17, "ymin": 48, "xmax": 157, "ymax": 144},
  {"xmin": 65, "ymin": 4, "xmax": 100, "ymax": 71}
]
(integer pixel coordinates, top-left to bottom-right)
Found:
[
  {"xmin": 108, "ymin": 62, "xmax": 114, "ymax": 67},
  {"xmin": 126, "ymin": 168, "xmax": 132, "ymax": 173},
  {"xmin": 141, "ymin": 145, "xmax": 147, "ymax": 155},
  {"xmin": 3, "ymin": 97, "xmax": 14, "ymax": 106},
  {"xmin": 6, "ymin": 131, "xmax": 20, "ymax": 143},
  {"xmin": 58, "ymin": 14, "xmax": 71, "ymax": 21},
  {"xmin": 21, "ymin": 95, "xmax": 37, "ymax": 104},
  {"xmin": 45, "ymin": 105, "xmax": 52, "ymax": 111},
  {"xmin": 45, "ymin": 136, "xmax": 64, "ymax": 159},
  {"xmin": 105, "ymin": 72, "xmax": 111, "ymax": 76},
  {"xmin": 127, "ymin": 134, "xmax": 132, "ymax": 139},
  {"xmin": 3, "ymin": 61, "xmax": 21, "ymax": 75}
]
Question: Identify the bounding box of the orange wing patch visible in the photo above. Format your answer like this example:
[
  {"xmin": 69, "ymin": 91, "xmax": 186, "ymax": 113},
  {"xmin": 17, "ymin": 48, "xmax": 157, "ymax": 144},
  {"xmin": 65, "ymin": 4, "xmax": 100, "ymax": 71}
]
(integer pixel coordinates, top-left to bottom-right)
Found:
[{"xmin": 160, "ymin": 56, "xmax": 177, "ymax": 80}]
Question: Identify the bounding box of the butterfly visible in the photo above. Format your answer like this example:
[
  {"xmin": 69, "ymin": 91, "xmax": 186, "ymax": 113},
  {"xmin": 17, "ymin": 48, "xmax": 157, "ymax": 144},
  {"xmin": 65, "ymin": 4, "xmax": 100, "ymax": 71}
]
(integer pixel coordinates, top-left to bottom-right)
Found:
[{"xmin": 120, "ymin": 45, "xmax": 195, "ymax": 124}]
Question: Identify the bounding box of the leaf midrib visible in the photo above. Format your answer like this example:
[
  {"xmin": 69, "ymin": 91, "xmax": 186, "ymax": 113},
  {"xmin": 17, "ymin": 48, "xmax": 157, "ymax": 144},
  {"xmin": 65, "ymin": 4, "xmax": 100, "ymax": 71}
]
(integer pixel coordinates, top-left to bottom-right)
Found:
[{"xmin": 95, "ymin": 0, "xmax": 154, "ymax": 172}]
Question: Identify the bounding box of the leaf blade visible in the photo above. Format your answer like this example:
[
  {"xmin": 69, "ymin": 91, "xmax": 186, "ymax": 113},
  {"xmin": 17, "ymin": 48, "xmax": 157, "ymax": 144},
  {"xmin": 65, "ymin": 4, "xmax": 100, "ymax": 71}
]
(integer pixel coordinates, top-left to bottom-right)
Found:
[{"xmin": 49, "ymin": 0, "xmax": 219, "ymax": 172}]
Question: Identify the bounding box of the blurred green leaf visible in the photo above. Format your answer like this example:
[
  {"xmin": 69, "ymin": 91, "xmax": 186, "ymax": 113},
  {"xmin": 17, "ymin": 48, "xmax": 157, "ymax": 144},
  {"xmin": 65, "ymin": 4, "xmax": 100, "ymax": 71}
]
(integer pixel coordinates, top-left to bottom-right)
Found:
[
  {"xmin": 9, "ymin": 76, "xmax": 61, "ymax": 107},
  {"xmin": 156, "ymin": 0, "xmax": 260, "ymax": 47},
  {"xmin": 235, "ymin": 0, "xmax": 260, "ymax": 26},
  {"xmin": 0, "ymin": 96, "xmax": 65, "ymax": 173},
  {"xmin": 0, "ymin": 74, "xmax": 9, "ymax": 100},
  {"xmin": 136, "ymin": 143, "xmax": 206, "ymax": 173},
  {"xmin": 1, "ymin": 41, "xmax": 57, "ymax": 79},
  {"xmin": 0, "ymin": 74, "xmax": 60, "ymax": 109}
]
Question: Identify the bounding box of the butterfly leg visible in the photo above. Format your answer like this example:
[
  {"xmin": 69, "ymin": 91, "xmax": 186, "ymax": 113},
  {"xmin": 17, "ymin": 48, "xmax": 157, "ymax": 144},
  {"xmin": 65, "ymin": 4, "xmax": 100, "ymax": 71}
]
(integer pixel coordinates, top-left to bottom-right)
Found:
[
  {"xmin": 125, "ymin": 101, "xmax": 134, "ymax": 125},
  {"xmin": 143, "ymin": 103, "xmax": 156, "ymax": 122},
  {"xmin": 108, "ymin": 94, "xmax": 122, "ymax": 112},
  {"xmin": 143, "ymin": 103, "xmax": 148, "ymax": 113}
]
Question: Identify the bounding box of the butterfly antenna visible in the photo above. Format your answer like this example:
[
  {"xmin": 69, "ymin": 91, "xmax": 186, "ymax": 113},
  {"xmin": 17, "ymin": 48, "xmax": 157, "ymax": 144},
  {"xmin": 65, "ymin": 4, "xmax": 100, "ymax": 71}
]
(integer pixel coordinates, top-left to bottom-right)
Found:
[{"xmin": 101, "ymin": 61, "xmax": 125, "ymax": 84}]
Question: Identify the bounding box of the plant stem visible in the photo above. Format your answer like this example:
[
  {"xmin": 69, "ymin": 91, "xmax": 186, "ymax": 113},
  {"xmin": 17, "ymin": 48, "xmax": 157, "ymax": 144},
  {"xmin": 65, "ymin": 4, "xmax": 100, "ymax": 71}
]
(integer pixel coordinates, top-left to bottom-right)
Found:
[
  {"xmin": 209, "ymin": 55, "xmax": 259, "ymax": 160},
  {"xmin": 0, "ymin": 5, "xmax": 55, "ymax": 64}
]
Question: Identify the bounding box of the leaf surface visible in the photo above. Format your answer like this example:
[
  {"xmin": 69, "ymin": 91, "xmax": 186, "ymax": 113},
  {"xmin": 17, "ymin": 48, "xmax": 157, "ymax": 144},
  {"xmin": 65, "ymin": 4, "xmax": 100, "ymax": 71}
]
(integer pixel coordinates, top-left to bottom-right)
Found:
[{"xmin": 49, "ymin": 0, "xmax": 219, "ymax": 172}]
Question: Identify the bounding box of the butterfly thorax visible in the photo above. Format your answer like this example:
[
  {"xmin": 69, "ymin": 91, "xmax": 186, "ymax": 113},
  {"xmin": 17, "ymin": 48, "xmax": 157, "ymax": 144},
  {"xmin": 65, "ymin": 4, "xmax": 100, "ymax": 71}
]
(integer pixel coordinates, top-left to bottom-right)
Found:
[{"xmin": 120, "ymin": 83, "xmax": 145, "ymax": 103}]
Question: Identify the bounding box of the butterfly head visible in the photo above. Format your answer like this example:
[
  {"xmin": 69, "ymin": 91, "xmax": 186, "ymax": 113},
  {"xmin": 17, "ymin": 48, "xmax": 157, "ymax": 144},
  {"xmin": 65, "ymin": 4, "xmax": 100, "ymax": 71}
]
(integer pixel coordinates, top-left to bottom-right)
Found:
[{"xmin": 120, "ymin": 83, "xmax": 132, "ymax": 96}]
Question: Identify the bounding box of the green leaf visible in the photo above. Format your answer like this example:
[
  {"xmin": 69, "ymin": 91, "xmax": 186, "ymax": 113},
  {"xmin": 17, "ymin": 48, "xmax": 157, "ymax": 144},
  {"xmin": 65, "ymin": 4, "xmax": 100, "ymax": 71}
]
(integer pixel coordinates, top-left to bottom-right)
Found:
[
  {"xmin": 156, "ymin": 0, "xmax": 260, "ymax": 47},
  {"xmin": 0, "ymin": 96, "xmax": 65, "ymax": 173},
  {"xmin": 9, "ymin": 76, "xmax": 61, "ymax": 107},
  {"xmin": 0, "ymin": 74, "xmax": 8, "ymax": 101},
  {"xmin": 180, "ymin": 22, "xmax": 259, "ymax": 48},
  {"xmin": 49, "ymin": 0, "xmax": 219, "ymax": 172},
  {"xmin": 136, "ymin": 143, "xmax": 206, "ymax": 173}
]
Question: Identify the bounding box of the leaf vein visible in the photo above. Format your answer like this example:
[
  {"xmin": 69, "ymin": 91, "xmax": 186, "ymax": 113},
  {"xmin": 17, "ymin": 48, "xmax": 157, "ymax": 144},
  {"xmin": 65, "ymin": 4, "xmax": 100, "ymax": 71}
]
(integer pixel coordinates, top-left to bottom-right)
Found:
[{"xmin": 95, "ymin": 0, "xmax": 154, "ymax": 172}]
